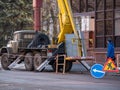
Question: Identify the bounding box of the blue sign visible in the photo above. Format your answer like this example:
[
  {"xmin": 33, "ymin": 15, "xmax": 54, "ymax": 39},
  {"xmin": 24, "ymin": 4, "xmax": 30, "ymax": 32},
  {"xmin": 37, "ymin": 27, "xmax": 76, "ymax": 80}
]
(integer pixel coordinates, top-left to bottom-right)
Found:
[{"xmin": 90, "ymin": 64, "xmax": 106, "ymax": 79}]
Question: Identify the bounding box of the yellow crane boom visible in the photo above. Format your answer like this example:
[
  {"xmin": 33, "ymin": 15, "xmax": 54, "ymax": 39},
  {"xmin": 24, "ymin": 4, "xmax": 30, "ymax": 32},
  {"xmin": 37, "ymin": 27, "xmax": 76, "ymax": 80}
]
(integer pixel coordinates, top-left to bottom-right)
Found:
[{"xmin": 57, "ymin": 0, "xmax": 82, "ymax": 56}]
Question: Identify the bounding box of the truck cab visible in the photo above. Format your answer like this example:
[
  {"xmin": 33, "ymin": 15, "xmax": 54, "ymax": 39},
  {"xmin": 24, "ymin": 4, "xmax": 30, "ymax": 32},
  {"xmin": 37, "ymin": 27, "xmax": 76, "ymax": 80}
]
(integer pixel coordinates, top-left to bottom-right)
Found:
[{"xmin": 6, "ymin": 30, "xmax": 35, "ymax": 53}]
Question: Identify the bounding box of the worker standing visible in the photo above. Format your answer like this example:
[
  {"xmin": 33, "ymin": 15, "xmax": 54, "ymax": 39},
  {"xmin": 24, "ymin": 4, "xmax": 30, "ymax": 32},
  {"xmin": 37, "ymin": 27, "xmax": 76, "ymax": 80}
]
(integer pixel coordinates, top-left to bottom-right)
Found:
[{"xmin": 106, "ymin": 38, "xmax": 116, "ymax": 64}]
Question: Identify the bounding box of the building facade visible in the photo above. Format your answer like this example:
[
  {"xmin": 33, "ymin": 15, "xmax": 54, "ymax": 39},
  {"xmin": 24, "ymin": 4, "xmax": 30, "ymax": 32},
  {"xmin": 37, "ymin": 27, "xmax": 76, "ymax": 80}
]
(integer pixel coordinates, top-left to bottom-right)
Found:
[{"xmin": 70, "ymin": 0, "xmax": 120, "ymax": 64}]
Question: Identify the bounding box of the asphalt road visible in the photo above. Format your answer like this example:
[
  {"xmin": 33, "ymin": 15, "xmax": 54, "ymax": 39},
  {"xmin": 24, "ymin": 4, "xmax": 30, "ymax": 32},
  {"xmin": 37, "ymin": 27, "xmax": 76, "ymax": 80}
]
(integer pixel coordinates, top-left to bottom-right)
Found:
[{"xmin": 0, "ymin": 62, "xmax": 120, "ymax": 90}]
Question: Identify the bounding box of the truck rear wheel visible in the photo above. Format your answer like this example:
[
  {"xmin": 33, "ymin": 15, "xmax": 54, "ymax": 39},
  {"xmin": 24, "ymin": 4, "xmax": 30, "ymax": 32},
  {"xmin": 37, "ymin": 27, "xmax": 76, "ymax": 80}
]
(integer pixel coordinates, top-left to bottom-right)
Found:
[
  {"xmin": 1, "ymin": 54, "xmax": 11, "ymax": 70},
  {"xmin": 24, "ymin": 52, "xmax": 34, "ymax": 71},
  {"xmin": 33, "ymin": 53, "xmax": 43, "ymax": 71},
  {"xmin": 52, "ymin": 61, "xmax": 73, "ymax": 72}
]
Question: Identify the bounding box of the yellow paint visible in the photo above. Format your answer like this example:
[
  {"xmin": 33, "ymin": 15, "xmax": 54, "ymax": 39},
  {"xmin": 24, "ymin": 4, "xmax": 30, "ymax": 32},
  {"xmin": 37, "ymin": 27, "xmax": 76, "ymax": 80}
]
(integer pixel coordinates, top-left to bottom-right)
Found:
[
  {"xmin": 57, "ymin": 0, "xmax": 73, "ymax": 43},
  {"xmin": 103, "ymin": 58, "xmax": 118, "ymax": 72},
  {"xmin": 57, "ymin": 0, "xmax": 82, "ymax": 56}
]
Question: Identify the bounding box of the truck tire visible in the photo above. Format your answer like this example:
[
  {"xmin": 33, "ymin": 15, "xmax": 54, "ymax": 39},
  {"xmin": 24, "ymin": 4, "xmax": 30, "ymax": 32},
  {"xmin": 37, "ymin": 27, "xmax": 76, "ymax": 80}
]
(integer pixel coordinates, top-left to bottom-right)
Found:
[
  {"xmin": 52, "ymin": 61, "xmax": 73, "ymax": 72},
  {"xmin": 24, "ymin": 52, "xmax": 34, "ymax": 71},
  {"xmin": 33, "ymin": 53, "xmax": 44, "ymax": 71},
  {"xmin": 1, "ymin": 54, "xmax": 11, "ymax": 70}
]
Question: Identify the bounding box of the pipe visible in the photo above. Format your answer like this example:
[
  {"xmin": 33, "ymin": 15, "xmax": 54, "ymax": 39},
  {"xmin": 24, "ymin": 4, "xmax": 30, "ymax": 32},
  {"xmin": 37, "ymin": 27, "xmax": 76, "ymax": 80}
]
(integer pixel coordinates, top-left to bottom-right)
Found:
[{"xmin": 33, "ymin": 0, "xmax": 43, "ymax": 31}]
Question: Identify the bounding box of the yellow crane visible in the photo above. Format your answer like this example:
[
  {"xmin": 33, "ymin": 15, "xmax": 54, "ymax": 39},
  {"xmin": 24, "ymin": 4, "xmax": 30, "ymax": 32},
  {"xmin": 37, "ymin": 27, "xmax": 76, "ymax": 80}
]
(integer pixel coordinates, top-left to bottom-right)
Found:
[
  {"xmin": 36, "ymin": 0, "xmax": 92, "ymax": 72},
  {"xmin": 57, "ymin": 0, "xmax": 82, "ymax": 56}
]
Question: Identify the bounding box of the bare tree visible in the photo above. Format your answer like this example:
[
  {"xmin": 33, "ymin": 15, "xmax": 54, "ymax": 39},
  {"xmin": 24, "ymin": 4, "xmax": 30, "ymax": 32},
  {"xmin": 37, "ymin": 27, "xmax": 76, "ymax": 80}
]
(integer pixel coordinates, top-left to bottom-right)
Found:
[{"xmin": 41, "ymin": 0, "xmax": 58, "ymax": 42}]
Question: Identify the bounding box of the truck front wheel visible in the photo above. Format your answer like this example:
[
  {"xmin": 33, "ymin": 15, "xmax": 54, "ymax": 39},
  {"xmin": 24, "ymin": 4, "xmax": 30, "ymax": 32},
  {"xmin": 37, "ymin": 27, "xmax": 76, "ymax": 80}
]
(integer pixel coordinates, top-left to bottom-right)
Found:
[
  {"xmin": 24, "ymin": 53, "xmax": 34, "ymax": 71},
  {"xmin": 1, "ymin": 54, "xmax": 11, "ymax": 70}
]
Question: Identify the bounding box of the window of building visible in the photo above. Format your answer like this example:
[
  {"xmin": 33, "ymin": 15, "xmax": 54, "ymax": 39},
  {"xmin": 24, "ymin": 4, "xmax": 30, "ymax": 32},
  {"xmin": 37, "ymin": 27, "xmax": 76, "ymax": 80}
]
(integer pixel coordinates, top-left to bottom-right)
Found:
[
  {"xmin": 115, "ymin": 36, "xmax": 120, "ymax": 47},
  {"xmin": 71, "ymin": 0, "xmax": 95, "ymax": 13},
  {"xmin": 79, "ymin": 0, "xmax": 86, "ymax": 12},
  {"xmin": 71, "ymin": 0, "xmax": 80, "ymax": 13},
  {"xmin": 96, "ymin": 37, "xmax": 104, "ymax": 48},
  {"xmin": 105, "ymin": 0, "xmax": 113, "ymax": 10},
  {"xmin": 96, "ymin": 12, "xmax": 104, "ymax": 19},
  {"xmin": 115, "ymin": 19, "xmax": 120, "ymax": 36},
  {"xmin": 96, "ymin": 0, "xmax": 104, "ymax": 10},
  {"xmin": 115, "ymin": 10, "xmax": 120, "ymax": 47},
  {"xmin": 105, "ymin": 20, "xmax": 113, "ymax": 35},
  {"xmin": 115, "ymin": 10, "xmax": 120, "ymax": 18},
  {"xmin": 96, "ymin": 21, "xmax": 104, "ymax": 35},
  {"xmin": 115, "ymin": 0, "xmax": 120, "ymax": 9},
  {"xmin": 105, "ymin": 11, "xmax": 113, "ymax": 19},
  {"xmin": 87, "ymin": 0, "xmax": 95, "ymax": 12}
]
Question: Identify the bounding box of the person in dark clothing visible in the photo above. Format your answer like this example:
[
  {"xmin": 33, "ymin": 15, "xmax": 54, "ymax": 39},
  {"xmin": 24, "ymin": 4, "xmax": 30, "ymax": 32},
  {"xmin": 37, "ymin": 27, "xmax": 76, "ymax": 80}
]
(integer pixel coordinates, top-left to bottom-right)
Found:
[{"xmin": 106, "ymin": 39, "xmax": 116, "ymax": 63}]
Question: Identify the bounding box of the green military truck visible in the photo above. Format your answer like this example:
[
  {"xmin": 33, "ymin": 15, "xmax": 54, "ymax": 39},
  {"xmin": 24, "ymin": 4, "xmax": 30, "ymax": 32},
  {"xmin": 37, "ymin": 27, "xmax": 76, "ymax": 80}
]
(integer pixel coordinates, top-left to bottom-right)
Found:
[{"xmin": 0, "ymin": 30, "xmax": 72, "ymax": 72}]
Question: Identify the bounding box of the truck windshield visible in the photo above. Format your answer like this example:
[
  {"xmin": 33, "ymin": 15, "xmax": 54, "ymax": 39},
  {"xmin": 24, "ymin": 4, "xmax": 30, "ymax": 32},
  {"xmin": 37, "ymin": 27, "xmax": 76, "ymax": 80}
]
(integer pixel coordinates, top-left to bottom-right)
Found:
[{"xmin": 13, "ymin": 33, "xmax": 20, "ymax": 41}]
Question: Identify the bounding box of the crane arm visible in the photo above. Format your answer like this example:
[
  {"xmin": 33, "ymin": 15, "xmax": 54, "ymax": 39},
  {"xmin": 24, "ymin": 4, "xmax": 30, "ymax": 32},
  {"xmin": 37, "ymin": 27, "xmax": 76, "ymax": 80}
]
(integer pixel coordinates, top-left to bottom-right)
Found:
[
  {"xmin": 57, "ymin": 0, "xmax": 82, "ymax": 56},
  {"xmin": 57, "ymin": 0, "xmax": 73, "ymax": 43}
]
